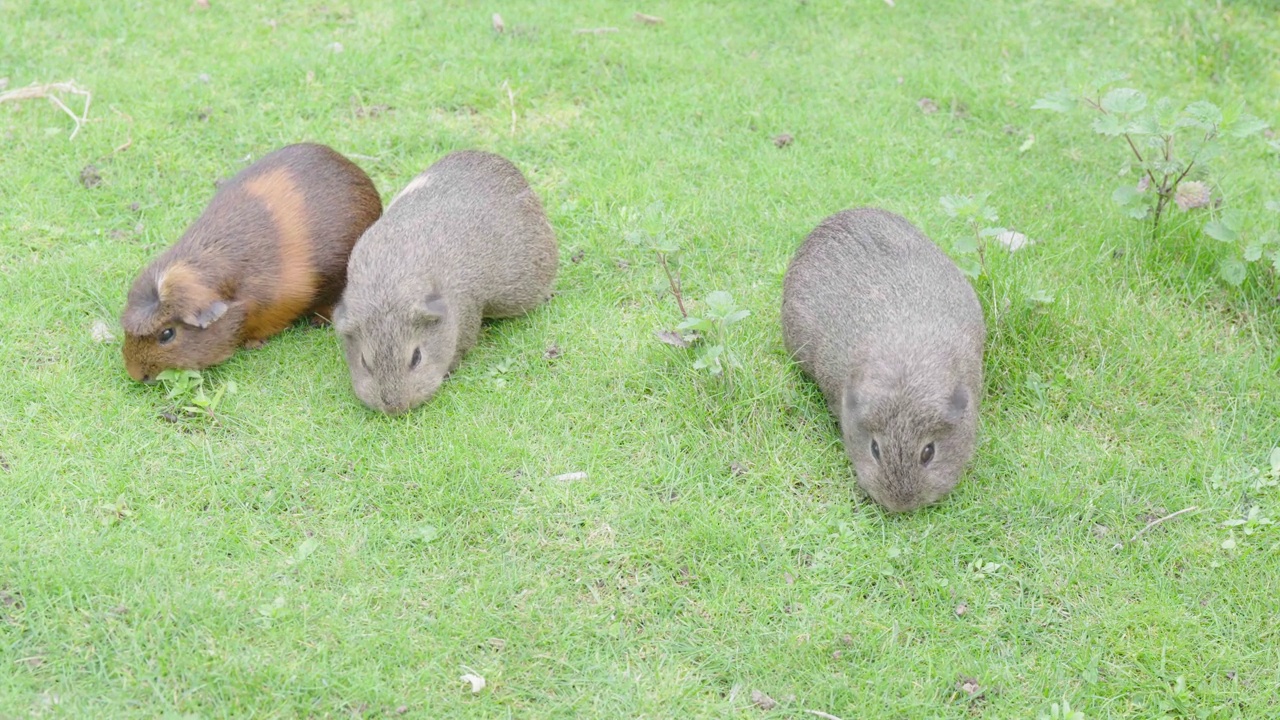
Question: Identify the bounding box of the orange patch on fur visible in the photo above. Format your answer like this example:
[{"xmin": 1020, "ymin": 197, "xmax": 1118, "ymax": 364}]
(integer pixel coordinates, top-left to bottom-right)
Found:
[{"xmin": 241, "ymin": 169, "xmax": 317, "ymax": 341}]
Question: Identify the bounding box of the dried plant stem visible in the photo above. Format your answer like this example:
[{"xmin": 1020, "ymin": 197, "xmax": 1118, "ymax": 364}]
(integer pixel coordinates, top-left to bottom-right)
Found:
[
  {"xmin": 1112, "ymin": 506, "xmax": 1199, "ymax": 550},
  {"xmin": 501, "ymin": 80, "xmax": 516, "ymax": 136},
  {"xmin": 0, "ymin": 80, "xmax": 92, "ymax": 139},
  {"xmin": 658, "ymin": 252, "xmax": 687, "ymax": 317},
  {"xmin": 970, "ymin": 221, "xmax": 998, "ymax": 324}
]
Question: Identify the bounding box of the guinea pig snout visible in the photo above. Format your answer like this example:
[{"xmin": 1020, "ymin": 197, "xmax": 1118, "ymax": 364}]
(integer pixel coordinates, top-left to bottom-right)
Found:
[
  {"xmin": 379, "ymin": 395, "xmax": 410, "ymax": 416},
  {"xmin": 125, "ymin": 361, "xmax": 156, "ymax": 384}
]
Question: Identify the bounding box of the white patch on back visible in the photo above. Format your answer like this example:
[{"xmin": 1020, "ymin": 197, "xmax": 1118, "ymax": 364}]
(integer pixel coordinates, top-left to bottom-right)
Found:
[{"xmin": 387, "ymin": 173, "xmax": 434, "ymax": 209}]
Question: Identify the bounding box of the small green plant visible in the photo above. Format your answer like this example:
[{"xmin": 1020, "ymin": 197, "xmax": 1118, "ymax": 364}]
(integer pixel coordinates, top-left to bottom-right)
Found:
[
  {"xmin": 940, "ymin": 193, "xmax": 1039, "ymax": 319},
  {"xmin": 1038, "ymin": 698, "xmax": 1086, "ymax": 720},
  {"xmin": 965, "ymin": 557, "xmax": 1002, "ymax": 580},
  {"xmin": 625, "ymin": 201, "xmax": 687, "ymax": 317},
  {"xmin": 97, "ymin": 495, "xmax": 133, "ymax": 528},
  {"xmin": 1220, "ymin": 506, "xmax": 1273, "ymax": 551},
  {"xmin": 941, "ymin": 192, "xmax": 1001, "ymax": 281},
  {"xmin": 485, "ymin": 357, "xmax": 517, "ymax": 389},
  {"xmin": 1034, "ymin": 76, "xmax": 1272, "ymax": 285},
  {"xmin": 155, "ymin": 369, "xmax": 237, "ymax": 419},
  {"xmin": 676, "ymin": 291, "xmax": 750, "ymax": 377}
]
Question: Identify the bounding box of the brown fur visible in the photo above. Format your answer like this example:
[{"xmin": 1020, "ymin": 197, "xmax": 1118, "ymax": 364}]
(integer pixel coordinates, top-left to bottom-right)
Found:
[{"xmin": 121, "ymin": 143, "xmax": 382, "ymax": 382}]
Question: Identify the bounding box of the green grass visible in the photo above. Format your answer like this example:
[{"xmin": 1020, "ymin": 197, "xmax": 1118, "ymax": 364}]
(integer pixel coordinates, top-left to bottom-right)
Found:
[{"xmin": 3, "ymin": 0, "xmax": 1280, "ymax": 717}]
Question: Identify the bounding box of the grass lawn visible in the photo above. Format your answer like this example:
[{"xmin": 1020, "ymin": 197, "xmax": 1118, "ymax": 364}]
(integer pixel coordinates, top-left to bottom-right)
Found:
[{"xmin": 3, "ymin": 0, "xmax": 1280, "ymax": 717}]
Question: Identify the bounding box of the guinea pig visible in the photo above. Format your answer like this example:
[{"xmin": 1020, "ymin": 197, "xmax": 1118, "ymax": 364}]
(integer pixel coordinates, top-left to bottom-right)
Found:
[
  {"xmin": 781, "ymin": 208, "xmax": 986, "ymax": 512},
  {"xmin": 333, "ymin": 150, "xmax": 558, "ymax": 414},
  {"xmin": 121, "ymin": 143, "xmax": 382, "ymax": 382}
]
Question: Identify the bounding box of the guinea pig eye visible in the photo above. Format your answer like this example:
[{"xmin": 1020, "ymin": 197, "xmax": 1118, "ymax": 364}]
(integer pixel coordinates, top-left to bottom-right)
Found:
[
  {"xmin": 870, "ymin": 438, "xmax": 881, "ymax": 462},
  {"xmin": 920, "ymin": 442, "xmax": 935, "ymax": 466},
  {"xmin": 409, "ymin": 347, "xmax": 422, "ymax": 370},
  {"xmin": 158, "ymin": 327, "xmax": 176, "ymax": 344}
]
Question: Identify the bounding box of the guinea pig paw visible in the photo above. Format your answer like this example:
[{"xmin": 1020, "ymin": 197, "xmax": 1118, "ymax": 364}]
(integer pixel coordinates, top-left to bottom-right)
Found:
[{"xmin": 242, "ymin": 338, "xmax": 268, "ymax": 350}]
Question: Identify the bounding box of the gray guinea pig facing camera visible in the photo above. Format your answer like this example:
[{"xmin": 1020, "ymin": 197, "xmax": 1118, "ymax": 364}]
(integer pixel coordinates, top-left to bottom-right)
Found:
[
  {"xmin": 332, "ymin": 150, "xmax": 558, "ymax": 415},
  {"xmin": 781, "ymin": 207, "xmax": 986, "ymax": 512}
]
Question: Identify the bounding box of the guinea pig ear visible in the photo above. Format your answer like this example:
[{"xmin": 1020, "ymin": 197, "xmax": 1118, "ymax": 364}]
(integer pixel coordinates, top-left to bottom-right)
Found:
[
  {"xmin": 842, "ymin": 382, "xmax": 861, "ymax": 421},
  {"xmin": 945, "ymin": 385, "xmax": 970, "ymax": 422},
  {"xmin": 331, "ymin": 302, "xmax": 348, "ymax": 332},
  {"xmin": 181, "ymin": 300, "xmax": 230, "ymax": 329},
  {"xmin": 414, "ymin": 293, "xmax": 448, "ymax": 326}
]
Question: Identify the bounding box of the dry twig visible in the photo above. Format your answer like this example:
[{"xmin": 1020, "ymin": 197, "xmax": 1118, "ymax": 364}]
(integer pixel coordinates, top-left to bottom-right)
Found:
[
  {"xmin": 0, "ymin": 81, "xmax": 93, "ymax": 139},
  {"xmin": 1112, "ymin": 506, "xmax": 1199, "ymax": 550},
  {"xmin": 804, "ymin": 711, "xmax": 845, "ymax": 720},
  {"xmin": 501, "ymin": 80, "xmax": 516, "ymax": 136},
  {"xmin": 633, "ymin": 12, "xmax": 664, "ymax": 25},
  {"xmin": 573, "ymin": 27, "xmax": 618, "ymax": 35}
]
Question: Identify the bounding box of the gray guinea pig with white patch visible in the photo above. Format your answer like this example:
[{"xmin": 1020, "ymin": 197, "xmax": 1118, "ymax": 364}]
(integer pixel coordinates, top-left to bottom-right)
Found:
[
  {"xmin": 781, "ymin": 207, "xmax": 986, "ymax": 512},
  {"xmin": 332, "ymin": 150, "xmax": 558, "ymax": 414}
]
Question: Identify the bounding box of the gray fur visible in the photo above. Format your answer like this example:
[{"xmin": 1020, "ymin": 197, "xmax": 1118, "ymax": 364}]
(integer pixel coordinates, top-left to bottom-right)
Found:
[
  {"xmin": 781, "ymin": 208, "xmax": 985, "ymax": 512},
  {"xmin": 333, "ymin": 150, "xmax": 558, "ymax": 414}
]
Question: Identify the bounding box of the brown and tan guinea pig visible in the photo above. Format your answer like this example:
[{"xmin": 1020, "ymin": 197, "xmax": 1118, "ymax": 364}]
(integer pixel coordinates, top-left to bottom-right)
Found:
[{"xmin": 120, "ymin": 143, "xmax": 382, "ymax": 383}]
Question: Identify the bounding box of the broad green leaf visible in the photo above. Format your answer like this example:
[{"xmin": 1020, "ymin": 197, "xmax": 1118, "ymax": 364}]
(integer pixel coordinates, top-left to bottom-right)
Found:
[
  {"xmin": 1142, "ymin": 134, "xmax": 1167, "ymax": 151},
  {"xmin": 1123, "ymin": 204, "xmax": 1151, "ymax": 220},
  {"xmin": 1092, "ymin": 113, "xmax": 1127, "ymax": 136},
  {"xmin": 1090, "ymin": 70, "xmax": 1130, "ymax": 89},
  {"xmin": 1187, "ymin": 138, "xmax": 1223, "ymax": 164},
  {"xmin": 705, "ymin": 291, "xmax": 735, "ymax": 314},
  {"xmin": 1218, "ymin": 256, "xmax": 1247, "ymax": 286},
  {"xmin": 1203, "ymin": 220, "xmax": 1238, "ymax": 243},
  {"xmin": 639, "ymin": 202, "xmax": 666, "ymax": 235},
  {"xmin": 1221, "ymin": 534, "xmax": 1237, "ymax": 550},
  {"xmin": 693, "ymin": 344, "xmax": 724, "ymax": 374},
  {"xmin": 978, "ymin": 226, "xmax": 1008, "ymax": 238},
  {"xmin": 677, "ymin": 316, "xmax": 714, "ymax": 333},
  {"xmin": 955, "ymin": 255, "xmax": 983, "ymax": 279},
  {"xmin": 939, "ymin": 195, "xmax": 964, "ymax": 217},
  {"xmin": 1180, "ymin": 100, "xmax": 1222, "ymax": 129},
  {"xmin": 1126, "ymin": 113, "xmax": 1161, "ymax": 136},
  {"xmin": 294, "ymin": 538, "xmax": 320, "ymax": 564},
  {"xmin": 1112, "ymin": 185, "xmax": 1146, "ymax": 207},
  {"xmin": 940, "ymin": 194, "xmax": 982, "ymax": 218},
  {"xmin": 953, "ymin": 234, "xmax": 979, "ymax": 254},
  {"xmin": 1031, "ymin": 89, "xmax": 1076, "ymax": 113},
  {"xmin": 1203, "ymin": 209, "xmax": 1245, "ymax": 243},
  {"xmin": 1152, "ymin": 97, "xmax": 1179, "ymax": 130},
  {"xmin": 1223, "ymin": 113, "xmax": 1269, "ymax": 138},
  {"xmin": 1101, "ymin": 88, "xmax": 1147, "ymax": 114},
  {"xmin": 1145, "ymin": 158, "xmax": 1184, "ymax": 176},
  {"xmin": 1244, "ymin": 241, "xmax": 1264, "ymax": 262},
  {"xmin": 722, "ymin": 309, "xmax": 750, "ymax": 325},
  {"xmin": 1026, "ymin": 289, "xmax": 1055, "ymax": 305}
]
